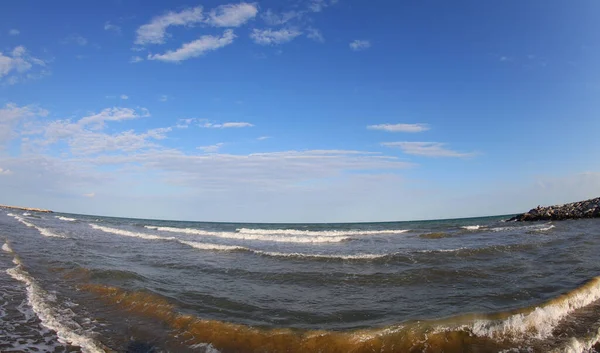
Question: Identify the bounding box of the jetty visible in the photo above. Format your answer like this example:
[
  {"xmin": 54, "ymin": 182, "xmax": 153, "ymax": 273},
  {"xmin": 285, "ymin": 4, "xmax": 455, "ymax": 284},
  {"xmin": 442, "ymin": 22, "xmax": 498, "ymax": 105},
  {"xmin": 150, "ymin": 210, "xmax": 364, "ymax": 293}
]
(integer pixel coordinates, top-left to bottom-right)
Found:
[
  {"xmin": 509, "ymin": 197, "xmax": 600, "ymax": 221},
  {"xmin": 0, "ymin": 204, "xmax": 53, "ymax": 213}
]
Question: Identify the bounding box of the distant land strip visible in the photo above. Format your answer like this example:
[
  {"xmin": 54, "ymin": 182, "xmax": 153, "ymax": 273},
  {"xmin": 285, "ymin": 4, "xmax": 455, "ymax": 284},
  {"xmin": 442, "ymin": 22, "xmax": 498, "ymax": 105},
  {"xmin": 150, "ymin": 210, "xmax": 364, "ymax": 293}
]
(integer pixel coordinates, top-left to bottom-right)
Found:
[
  {"xmin": 509, "ymin": 197, "xmax": 600, "ymax": 221},
  {"xmin": 0, "ymin": 204, "xmax": 53, "ymax": 213}
]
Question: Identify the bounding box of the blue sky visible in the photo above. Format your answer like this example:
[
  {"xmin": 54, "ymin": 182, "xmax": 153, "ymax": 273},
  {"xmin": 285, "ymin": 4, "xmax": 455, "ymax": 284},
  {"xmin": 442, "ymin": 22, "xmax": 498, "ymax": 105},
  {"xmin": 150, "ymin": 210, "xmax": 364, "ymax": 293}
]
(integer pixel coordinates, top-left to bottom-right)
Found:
[{"xmin": 1, "ymin": 0, "xmax": 599, "ymax": 222}]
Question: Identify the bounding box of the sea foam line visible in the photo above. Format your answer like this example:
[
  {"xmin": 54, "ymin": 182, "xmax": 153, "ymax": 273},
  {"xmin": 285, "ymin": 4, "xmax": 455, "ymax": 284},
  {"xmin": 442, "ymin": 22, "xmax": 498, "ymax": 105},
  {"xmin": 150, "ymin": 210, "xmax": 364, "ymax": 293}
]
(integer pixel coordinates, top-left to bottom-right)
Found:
[
  {"xmin": 2, "ymin": 241, "xmax": 13, "ymax": 253},
  {"xmin": 56, "ymin": 216, "xmax": 77, "ymax": 222},
  {"xmin": 12, "ymin": 215, "xmax": 65, "ymax": 238},
  {"xmin": 234, "ymin": 228, "xmax": 409, "ymax": 237},
  {"xmin": 461, "ymin": 225, "xmax": 484, "ymax": 231},
  {"xmin": 90, "ymin": 224, "xmax": 174, "ymax": 241},
  {"xmin": 5, "ymin": 258, "xmax": 105, "ymax": 352},
  {"xmin": 178, "ymin": 240, "xmax": 388, "ymax": 260},
  {"xmin": 146, "ymin": 226, "xmax": 349, "ymax": 243}
]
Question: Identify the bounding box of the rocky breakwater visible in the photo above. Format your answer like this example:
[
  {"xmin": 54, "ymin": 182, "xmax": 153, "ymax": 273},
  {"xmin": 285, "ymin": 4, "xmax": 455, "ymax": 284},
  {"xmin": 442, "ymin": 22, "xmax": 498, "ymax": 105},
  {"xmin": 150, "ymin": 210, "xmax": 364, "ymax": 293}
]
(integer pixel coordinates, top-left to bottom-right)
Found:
[{"xmin": 509, "ymin": 197, "xmax": 600, "ymax": 221}]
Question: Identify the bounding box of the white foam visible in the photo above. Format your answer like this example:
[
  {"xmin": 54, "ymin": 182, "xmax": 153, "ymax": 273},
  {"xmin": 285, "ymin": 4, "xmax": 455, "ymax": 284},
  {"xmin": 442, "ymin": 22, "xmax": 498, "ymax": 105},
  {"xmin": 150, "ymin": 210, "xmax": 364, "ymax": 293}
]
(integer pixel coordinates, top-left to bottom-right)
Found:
[
  {"xmin": 555, "ymin": 327, "xmax": 600, "ymax": 353},
  {"xmin": 179, "ymin": 240, "xmax": 247, "ymax": 252},
  {"xmin": 2, "ymin": 242, "xmax": 13, "ymax": 253},
  {"xmin": 147, "ymin": 226, "xmax": 348, "ymax": 243},
  {"xmin": 489, "ymin": 223, "xmax": 553, "ymax": 233},
  {"xmin": 22, "ymin": 212, "xmax": 31, "ymax": 216},
  {"xmin": 6, "ymin": 264, "xmax": 105, "ymax": 352},
  {"xmin": 179, "ymin": 240, "xmax": 388, "ymax": 260},
  {"xmin": 461, "ymin": 225, "xmax": 483, "ymax": 230},
  {"xmin": 235, "ymin": 228, "xmax": 409, "ymax": 237},
  {"xmin": 534, "ymin": 225, "xmax": 555, "ymax": 232},
  {"xmin": 470, "ymin": 277, "xmax": 600, "ymax": 340},
  {"xmin": 90, "ymin": 224, "xmax": 174, "ymax": 241},
  {"xmin": 189, "ymin": 343, "xmax": 222, "ymax": 353},
  {"xmin": 416, "ymin": 247, "xmax": 467, "ymax": 253},
  {"xmin": 56, "ymin": 216, "xmax": 77, "ymax": 222},
  {"xmin": 12, "ymin": 216, "xmax": 64, "ymax": 237}
]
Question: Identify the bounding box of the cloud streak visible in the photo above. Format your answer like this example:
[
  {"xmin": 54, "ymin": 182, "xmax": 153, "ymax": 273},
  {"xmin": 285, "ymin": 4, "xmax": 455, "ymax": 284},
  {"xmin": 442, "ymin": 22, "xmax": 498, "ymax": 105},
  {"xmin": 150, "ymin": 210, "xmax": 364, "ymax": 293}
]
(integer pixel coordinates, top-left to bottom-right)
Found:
[
  {"xmin": 368, "ymin": 123, "xmax": 430, "ymax": 133},
  {"xmin": 205, "ymin": 3, "xmax": 258, "ymax": 27},
  {"xmin": 135, "ymin": 6, "xmax": 204, "ymax": 45},
  {"xmin": 382, "ymin": 142, "xmax": 475, "ymax": 158},
  {"xmin": 148, "ymin": 30, "xmax": 236, "ymax": 62},
  {"xmin": 350, "ymin": 40, "xmax": 371, "ymax": 51},
  {"xmin": 250, "ymin": 28, "xmax": 302, "ymax": 45}
]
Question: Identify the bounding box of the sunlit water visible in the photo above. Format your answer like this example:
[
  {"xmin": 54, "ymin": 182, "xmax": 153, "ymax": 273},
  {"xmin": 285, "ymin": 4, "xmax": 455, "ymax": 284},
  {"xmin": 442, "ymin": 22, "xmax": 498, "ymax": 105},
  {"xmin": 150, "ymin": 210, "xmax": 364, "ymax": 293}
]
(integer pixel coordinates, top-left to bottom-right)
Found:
[{"xmin": 1, "ymin": 211, "xmax": 600, "ymax": 352}]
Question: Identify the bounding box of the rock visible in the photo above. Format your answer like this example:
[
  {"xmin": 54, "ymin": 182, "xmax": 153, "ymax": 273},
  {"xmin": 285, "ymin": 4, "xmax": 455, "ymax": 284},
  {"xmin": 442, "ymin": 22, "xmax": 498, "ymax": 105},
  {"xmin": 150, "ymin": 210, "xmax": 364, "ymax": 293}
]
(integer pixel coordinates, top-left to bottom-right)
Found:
[{"xmin": 508, "ymin": 197, "xmax": 600, "ymax": 222}]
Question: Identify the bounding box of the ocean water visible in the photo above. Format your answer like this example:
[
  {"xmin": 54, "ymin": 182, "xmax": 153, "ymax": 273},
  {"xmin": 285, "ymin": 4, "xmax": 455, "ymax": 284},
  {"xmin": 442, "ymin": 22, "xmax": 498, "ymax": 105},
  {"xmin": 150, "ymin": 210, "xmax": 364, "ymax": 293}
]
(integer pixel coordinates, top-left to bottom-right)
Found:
[{"xmin": 1, "ymin": 211, "xmax": 600, "ymax": 352}]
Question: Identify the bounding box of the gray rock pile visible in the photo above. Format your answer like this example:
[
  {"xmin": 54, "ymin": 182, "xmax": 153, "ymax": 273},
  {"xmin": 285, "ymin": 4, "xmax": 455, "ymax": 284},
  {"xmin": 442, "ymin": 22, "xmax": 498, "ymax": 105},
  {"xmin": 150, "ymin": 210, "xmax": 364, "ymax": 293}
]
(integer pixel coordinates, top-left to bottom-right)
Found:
[{"xmin": 509, "ymin": 197, "xmax": 600, "ymax": 221}]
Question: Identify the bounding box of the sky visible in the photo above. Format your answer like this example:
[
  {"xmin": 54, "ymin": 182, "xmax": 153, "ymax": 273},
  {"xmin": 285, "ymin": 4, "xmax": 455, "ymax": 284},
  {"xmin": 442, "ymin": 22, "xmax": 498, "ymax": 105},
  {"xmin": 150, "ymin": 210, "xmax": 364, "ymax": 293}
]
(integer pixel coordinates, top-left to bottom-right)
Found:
[{"xmin": 1, "ymin": 0, "xmax": 599, "ymax": 223}]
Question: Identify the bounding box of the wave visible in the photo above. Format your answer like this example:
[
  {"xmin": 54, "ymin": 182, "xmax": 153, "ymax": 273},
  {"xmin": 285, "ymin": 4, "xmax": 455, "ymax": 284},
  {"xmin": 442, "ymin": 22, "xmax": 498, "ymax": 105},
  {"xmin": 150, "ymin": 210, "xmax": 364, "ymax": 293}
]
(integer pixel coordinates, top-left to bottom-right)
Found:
[
  {"xmin": 6, "ymin": 257, "xmax": 106, "ymax": 352},
  {"xmin": 490, "ymin": 223, "xmax": 554, "ymax": 233},
  {"xmin": 2, "ymin": 241, "xmax": 13, "ymax": 253},
  {"xmin": 56, "ymin": 216, "xmax": 77, "ymax": 222},
  {"xmin": 90, "ymin": 224, "xmax": 174, "ymax": 241},
  {"xmin": 178, "ymin": 240, "xmax": 389, "ymax": 260},
  {"xmin": 461, "ymin": 225, "xmax": 484, "ymax": 230},
  {"xmin": 12, "ymin": 215, "xmax": 65, "ymax": 238},
  {"xmin": 80, "ymin": 277, "xmax": 600, "ymax": 352},
  {"xmin": 146, "ymin": 226, "xmax": 349, "ymax": 243},
  {"xmin": 235, "ymin": 228, "xmax": 409, "ymax": 237}
]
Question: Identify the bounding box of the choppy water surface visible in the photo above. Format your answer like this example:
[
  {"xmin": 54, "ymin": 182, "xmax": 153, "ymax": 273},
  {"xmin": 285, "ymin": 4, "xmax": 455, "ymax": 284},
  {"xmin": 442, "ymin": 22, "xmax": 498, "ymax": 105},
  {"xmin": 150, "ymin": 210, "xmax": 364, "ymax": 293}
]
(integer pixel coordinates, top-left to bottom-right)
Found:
[{"xmin": 1, "ymin": 211, "xmax": 600, "ymax": 352}]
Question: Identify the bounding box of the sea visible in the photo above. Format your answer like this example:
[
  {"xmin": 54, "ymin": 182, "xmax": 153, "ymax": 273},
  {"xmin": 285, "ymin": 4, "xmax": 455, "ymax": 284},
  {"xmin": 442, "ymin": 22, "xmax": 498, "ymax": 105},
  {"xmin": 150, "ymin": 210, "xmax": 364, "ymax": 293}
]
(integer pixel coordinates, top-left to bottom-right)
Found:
[{"xmin": 1, "ymin": 210, "xmax": 600, "ymax": 353}]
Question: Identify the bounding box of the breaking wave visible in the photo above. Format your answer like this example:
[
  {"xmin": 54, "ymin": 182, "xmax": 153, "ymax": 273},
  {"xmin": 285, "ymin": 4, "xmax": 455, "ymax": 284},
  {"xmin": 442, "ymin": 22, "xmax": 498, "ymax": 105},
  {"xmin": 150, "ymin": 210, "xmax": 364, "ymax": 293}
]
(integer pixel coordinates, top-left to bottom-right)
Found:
[
  {"xmin": 234, "ymin": 228, "xmax": 409, "ymax": 237},
  {"xmin": 90, "ymin": 224, "xmax": 174, "ymax": 241},
  {"xmin": 5, "ymin": 254, "xmax": 106, "ymax": 352},
  {"xmin": 11, "ymin": 215, "xmax": 65, "ymax": 238},
  {"xmin": 56, "ymin": 216, "xmax": 77, "ymax": 222},
  {"xmin": 461, "ymin": 225, "xmax": 484, "ymax": 230},
  {"xmin": 178, "ymin": 240, "xmax": 388, "ymax": 260},
  {"xmin": 79, "ymin": 277, "xmax": 600, "ymax": 352},
  {"xmin": 145, "ymin": 226, "xmax": 349, "ymax": 243}
]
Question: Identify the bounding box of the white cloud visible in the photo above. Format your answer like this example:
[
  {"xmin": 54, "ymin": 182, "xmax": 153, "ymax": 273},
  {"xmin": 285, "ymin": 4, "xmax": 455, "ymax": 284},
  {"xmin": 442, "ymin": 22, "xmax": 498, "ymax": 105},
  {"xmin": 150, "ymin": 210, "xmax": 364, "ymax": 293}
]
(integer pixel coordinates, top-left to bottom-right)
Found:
[
  {"xmin": 0, "ymin": 46, "xmax": 46, "ymax": 84},
  {"xmin": 159, "ymin": 95, "xmax": 168, "ymax": 102},
  {"xmin": 367, "ymin": 123, "xmax": 430, "ymax": 133},
  {"xmin": 261, "ymin": 9, "xmax": 301, "ymax": 26},
  {"xmin": 135, "ymin": 6, "xmax": 204, "ymax": 45},
  {"xmin": 176, "ymin": 118, "xmax": 194, "ymax": 128},
  {"xmin": 120, "ymin": 94, "xmax": 129, "ymax": 100},
  {"xmin": 306, "ymin": 27, "xmax": 324, "ymax": 43},
  {"xmin": 257, "ymin": 136, "xmax": 271, "ymax": 140},
  {"xmin": 0, "ymin": 103, "xmax": 48, "ymax": 146},
  {"xmin": 0, "ymin": 168, "xmax": 13, "ymax": 175},
  {"xmin": 130, "ymin": 56, "xmax": 144, "ymax": 63},
  {"xmin": 104, "ymin": 21, "xmax": 121, "ymax": 34},
  {"xmin": 201, "ymin": 121, "xmax": 253, "ymax": 128},
  {"xmin": 9, "ymin": 29, "xmax": 20, "ymax": 36},
  {"xmin": 148, "ymin": 29, "xmax": 236, "ymax": 63},
  {"xmin": 197, "ymin": 142, "xmax": 224, "ymax": 153},
  {"xmin": 250, "ymin": 28, "xmax": 302, "ymax": 45},
  {"xmin": 61, "ymin": 34, "xmax": 88, "ymax": 46},
  {"xmin": 205, "ymin": 2, "xmax": 258, "ymax": 27},
  {"xmin": 83, "ymin": 192, "xmax": 95, "ymax": 198},
  {"xmin": 382, "ymin": 142, "xmax": 475, "ymax": 158},
  {"xmin": 78, "ymin": 107, "xmax": 147, "ymax": 130},
  {"xmin": 308, "ymin": 0, "xmax": 338, "ymax": 12},
  {"xmin": 350, "ymin": 40, "xmax": 371, "ymax": 51}
]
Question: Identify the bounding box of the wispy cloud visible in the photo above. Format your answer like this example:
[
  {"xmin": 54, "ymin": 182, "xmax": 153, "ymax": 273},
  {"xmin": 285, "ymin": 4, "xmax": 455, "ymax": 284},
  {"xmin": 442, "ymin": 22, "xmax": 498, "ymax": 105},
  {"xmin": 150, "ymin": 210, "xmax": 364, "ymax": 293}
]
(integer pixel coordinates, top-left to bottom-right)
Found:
[
  {"xmin": 104, "ymin": 21, "xmax": 121, "ymax": 34},
  {"xmin": 77, "ymin": 107, "xmax": 148, "ymax": 130},
  {"xmin": 197, "ymin": 142, "xmax": 224, "ymax": 153},
  {"xmin": 201, "ymin": 121, "xmax": 254, "ymax": 128},
  {"xmin": 148, "ymin": 29, "xmax": 236, "ymax": 63},
  {"xmin": 250, "ymin": 28, "xmax": 302, "ymax": 45},
  {"xmin": 135, "ymin": 6, "xmax": 204, "ymax": 45},
  {"xmin": 61, "ymin": 34, "xmax": 88, "ymax": 46},
  {"xmin": 308, "ymin": 0, "xmax": 338, "ymax": 13},
  {"xmin": 261, "ymin": 9, "xmax": 301, "ymax": 26},
  {"xmin": 306, "ymin": 27, "xmax": 324, "ymax": 43},
  {"xmin": 205, "ymin": 2, "xmax": 258, "ymax": 27},
  {"xmin": 382, "ymin": 142, "xmax": 475, "ymax": 158},
  {"xmin": 9, "ymin": 29, "xmax": 20, "ymax": 36},
  {"xmin": 0, "ymin": 103, "xmax": 48, "ymax": 146},
  {"xmin": 0, "ymin": 46, "xmax": 47, "ymax": 85},
  {"xmin": 0, "ymin": 167, "xmax": 12, "ymax": 175},
  {"xmin": 257, "ymin": 136, "xmax": 271, "ymax": 141},
  {"xmin": 83, "ymin": 192, "xmax": 95, "ymax": 198},
  {"xmin": 130, "ymin": 56, "xmax": 144, "ymax": 63},
  {"xmin": 159, "ymin": 95, "xmax": 168, "ymax": 102},
  {"xmin": 367, "ymin": 123, "xmax": 429, "ymax": 133},
  {"xmin": 120, "ymin": 94, "xmax": 129, "ymax": 100},
  {"xmin": 350, "ymin": 40, "xmax": 371, "ymax": 51}
]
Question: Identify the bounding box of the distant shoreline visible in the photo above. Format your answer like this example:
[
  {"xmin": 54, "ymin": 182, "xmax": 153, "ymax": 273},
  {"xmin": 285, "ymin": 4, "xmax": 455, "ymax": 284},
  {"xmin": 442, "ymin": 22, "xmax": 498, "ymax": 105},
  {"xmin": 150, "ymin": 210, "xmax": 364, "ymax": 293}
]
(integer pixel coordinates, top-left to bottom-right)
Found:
[{"xmin": 0, "ymin": 204, "xmax": 53, "ymax": 213}]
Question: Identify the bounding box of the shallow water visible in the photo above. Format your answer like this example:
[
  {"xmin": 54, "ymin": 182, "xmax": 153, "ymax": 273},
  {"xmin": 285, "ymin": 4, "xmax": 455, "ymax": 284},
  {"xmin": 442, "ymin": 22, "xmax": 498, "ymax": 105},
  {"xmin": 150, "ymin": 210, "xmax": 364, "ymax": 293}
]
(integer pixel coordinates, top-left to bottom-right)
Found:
[{"xmin": 1, "ymin": 211, "xmax": 600, "ymax": 352}]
